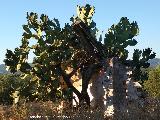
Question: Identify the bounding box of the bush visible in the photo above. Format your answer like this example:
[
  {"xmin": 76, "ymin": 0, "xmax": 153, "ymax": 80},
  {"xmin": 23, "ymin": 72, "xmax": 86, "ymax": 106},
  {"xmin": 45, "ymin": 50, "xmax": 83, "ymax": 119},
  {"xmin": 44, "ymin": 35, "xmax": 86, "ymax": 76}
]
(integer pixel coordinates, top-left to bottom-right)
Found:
[
  {"xmin": 143, "ymin": 65, "xmax": 160, "ymax": 98},
  {"xmin": 0, "ymin": 74, "xmax": 30, "ymax": 105},
  {"xmin": 0, "ymin": 74, "xmax": 16, "ymax": 105}
]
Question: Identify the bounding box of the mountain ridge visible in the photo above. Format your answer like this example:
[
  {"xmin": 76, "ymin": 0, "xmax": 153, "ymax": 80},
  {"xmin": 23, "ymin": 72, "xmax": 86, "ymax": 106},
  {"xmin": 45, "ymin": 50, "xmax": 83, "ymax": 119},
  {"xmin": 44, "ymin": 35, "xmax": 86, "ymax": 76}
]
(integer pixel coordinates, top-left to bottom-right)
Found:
[{"xmin": 0, "ymin": 58, "xmax": 160, "ymax": 74}]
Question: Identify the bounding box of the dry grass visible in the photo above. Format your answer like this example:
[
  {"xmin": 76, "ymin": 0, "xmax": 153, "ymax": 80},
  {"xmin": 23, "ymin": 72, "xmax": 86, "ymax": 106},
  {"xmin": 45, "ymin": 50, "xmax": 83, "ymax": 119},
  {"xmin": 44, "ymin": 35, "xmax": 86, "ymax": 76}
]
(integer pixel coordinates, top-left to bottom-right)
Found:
[{"xmin": 0, "ymin": 98, "xmax": 160, "ymax": 120}]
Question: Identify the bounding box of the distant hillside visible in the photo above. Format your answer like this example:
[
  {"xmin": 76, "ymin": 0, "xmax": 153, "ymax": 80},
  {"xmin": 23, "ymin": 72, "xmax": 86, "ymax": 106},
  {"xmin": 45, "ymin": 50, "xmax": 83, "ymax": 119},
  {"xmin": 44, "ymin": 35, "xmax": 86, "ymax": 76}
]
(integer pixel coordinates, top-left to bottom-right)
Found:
[
  {"xmin": 148, "ymin": 58, "xmax": 160, "ymax": 68},
  {"xmin": 0, "ymin": 58, "xmax": 160, "ymax": 74},
  {"xmin": 0, "ymin": 64, "xmax": 8, "ymax": 74}
]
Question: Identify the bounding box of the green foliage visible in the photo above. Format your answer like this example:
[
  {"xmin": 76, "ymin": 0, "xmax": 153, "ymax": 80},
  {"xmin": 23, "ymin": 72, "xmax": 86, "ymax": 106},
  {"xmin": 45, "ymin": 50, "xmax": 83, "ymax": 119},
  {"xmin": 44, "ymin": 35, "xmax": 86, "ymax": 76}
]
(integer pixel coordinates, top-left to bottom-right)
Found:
[
  {"xmin": 4, "ymin": 12, "xmax": 75, "ymax": 100},
  {"xmin": 104, "ymin": 17, "xmax": 139, "ymax": 59},
  {"xmin": 0, "ymin": 74, "xmax": 62, "ymax": 105},
  {"xmin": 4, "ymin": 5, "xmax": 102, "ymax": 103},
  {"xmin": 131, "ymin": 48, "xmax": 156, "ymax": 81},
  {"xmin": 76, "ymin": 4, "xmax": 95, "ymax": 25},
  {"xmin": 0, "ymin": 74, "xmax": 13, "ymax": 105},
  {"xmin": 0, "ymin": 74, "xmax": 30, "ymax": 105},
  {"xmin": 144, "ymin": 66, "xmax": 160, "ymax": 98},
  {"xmin": 103, "ymin": 17, "xmax": 155, "ymax": 82}
]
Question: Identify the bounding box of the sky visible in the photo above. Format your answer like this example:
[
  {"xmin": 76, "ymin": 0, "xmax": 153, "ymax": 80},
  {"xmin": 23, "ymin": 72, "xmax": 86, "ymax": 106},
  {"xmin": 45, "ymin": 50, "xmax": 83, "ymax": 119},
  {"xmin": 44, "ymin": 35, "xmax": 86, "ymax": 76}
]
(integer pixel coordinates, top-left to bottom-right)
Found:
[{"xmin": 0, "ymin": 0, "xmax": 160, "ymax": 64}]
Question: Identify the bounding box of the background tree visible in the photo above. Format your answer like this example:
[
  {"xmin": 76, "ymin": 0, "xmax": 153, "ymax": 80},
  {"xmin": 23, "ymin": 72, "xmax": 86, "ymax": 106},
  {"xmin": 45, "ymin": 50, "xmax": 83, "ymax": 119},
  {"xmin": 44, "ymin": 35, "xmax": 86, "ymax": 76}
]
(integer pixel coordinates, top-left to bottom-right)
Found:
[
  {"xmin": 0, "ymin": 74, "xmax": 30, "ymax": 105},
  {"xmin": 144, "ymin": 65, "xmax": 160, "ymax": 98}
]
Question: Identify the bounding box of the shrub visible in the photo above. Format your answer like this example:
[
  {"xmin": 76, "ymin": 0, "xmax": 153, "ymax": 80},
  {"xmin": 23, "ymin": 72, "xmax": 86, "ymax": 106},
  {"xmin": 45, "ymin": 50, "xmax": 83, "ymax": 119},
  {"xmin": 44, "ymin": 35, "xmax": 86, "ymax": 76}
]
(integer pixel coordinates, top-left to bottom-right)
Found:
[{"xmin": 144, "ymin": 66, "xmax": 160, "ymax": 98}]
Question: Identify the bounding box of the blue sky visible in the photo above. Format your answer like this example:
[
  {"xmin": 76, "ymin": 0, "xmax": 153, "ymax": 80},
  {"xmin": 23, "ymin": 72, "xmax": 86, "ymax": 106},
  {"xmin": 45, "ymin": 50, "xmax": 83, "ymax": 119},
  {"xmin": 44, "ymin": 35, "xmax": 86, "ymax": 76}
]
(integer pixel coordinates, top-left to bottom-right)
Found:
[{"xmin": 0, "ymin": 0, "xmax": 160, "ymax": 64}]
